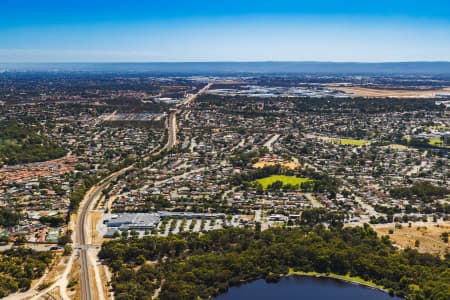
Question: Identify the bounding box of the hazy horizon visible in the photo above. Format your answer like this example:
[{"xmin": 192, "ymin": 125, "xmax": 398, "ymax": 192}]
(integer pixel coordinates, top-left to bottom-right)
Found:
[{"xmin": 3, "ymin": 61, "xmax": 450, "ymax": 75}]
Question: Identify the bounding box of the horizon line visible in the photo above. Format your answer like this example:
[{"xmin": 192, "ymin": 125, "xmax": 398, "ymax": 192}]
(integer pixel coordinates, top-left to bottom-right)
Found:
[{"xmin": 2, "ymin": 60, "xmax": 450, "ymax": 64}]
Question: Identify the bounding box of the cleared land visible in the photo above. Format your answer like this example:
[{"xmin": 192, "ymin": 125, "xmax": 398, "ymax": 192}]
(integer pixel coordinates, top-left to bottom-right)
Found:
[
  {"xmin": 373, "ymin": 222, "xmax": 450, "ymax": 257},
  {"xmin": 332, "ymin": 86, "xmax": 450, "ymax": 98},
  {"xmin": 255, "ymin": 175, "xmax": 311, "ymax": 189},
  {"xmin": 333, "ymin": 138, "xmax": 369, "ymax": 146},
  {"xmin": 252, "ymin": 161, "xmax": 300, "ymax": 170},
  {"xmin": 385, "ymin": 144, "xmax": 409, "ymax": 150}
]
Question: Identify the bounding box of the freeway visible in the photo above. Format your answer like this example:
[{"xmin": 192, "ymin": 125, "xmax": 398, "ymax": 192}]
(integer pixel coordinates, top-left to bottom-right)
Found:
[
  {"xmin": 177, "ymin": 82, "xmax": 212, "ymax": 107},
  {"xmin": 78, "ymin": 166, "xmax": 133, "ymax": 300},
  {"xmin": 78, "ymin": 183, "xmax": 100, "ymax": 300},
  {"xmin": 159, "ymin": 82, "xmax": 212, "ymax": 153},
  {"xmin": 76, "ymin": 82, "xmax": 212, "ymax": 300},
  {"xmin": 166, "ymin": 112, "xmax": 178, "ymax": 149}
]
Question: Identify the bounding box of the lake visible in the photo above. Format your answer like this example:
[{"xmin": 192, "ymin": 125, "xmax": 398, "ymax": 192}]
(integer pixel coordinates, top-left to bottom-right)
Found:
[{"xmin": 214, "ymin": 276, "xmax": 401, "ymax": 300}]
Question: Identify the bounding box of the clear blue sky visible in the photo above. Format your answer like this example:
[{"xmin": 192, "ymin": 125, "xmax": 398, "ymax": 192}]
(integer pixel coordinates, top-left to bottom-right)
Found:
[{"xmin": 1, "ymin": 0, "xmax": 450, "ymax": 62}]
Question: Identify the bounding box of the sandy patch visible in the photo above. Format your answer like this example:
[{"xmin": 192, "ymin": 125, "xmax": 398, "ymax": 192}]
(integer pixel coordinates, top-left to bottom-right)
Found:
[
  {"xmin": 67, "ymin": 257, "xmax": 80, "ymax": 299},
  {"xmin": 47, "ymin": 287, "xmax": 63, "ymax": 300},
  {"xmin": 253, "ymin": 161, "xmax": 300, "ymax": 170},
  {"xmin": 373, "ymin": 222, "xmax": 450, "ymax": 257},
  {"xmin": 89, "ymin": 211, "xmax": 104, "ymax": 246},
  {"xmin": 385, "ymin": 144, "xmax": 409, "ymax": 150}
]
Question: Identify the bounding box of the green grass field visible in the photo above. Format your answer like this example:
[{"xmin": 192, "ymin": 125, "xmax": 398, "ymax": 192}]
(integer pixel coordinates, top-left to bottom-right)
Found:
[
  {"xmin": 255, "ymin": 175, "xmax": 311, "ymax": 189},
  {"xmin": 330, "ymin": 138, "xmax": 369, "ymax": 146},
  {"xmin": 428, "ymin": 138, "xmax": 446, "ymax": 147}
]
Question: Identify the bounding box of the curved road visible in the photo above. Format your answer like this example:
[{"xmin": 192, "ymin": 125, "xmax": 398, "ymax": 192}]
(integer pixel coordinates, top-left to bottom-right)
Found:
[{"xmin": 78, "ymin": 166, "xmax": 133, "ymax": 300}]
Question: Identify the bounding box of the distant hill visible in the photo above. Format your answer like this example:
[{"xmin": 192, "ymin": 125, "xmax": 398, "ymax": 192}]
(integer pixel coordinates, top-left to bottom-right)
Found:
[{"xmin": 2, "ymin": 61, "xmax": 450, "ymax": 75}]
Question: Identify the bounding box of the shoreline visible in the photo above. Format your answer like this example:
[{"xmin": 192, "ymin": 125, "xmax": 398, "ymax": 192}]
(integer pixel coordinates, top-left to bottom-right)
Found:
[
  {"xmin": 212, "ymin": 270, "xmax": 399, "ymax": 299},
  {"xmin": 287, "ymin": 269, "xmax": 391, "ymax": 294}
]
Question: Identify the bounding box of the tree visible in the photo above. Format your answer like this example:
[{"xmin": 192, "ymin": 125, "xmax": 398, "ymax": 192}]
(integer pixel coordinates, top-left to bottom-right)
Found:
[
  {"xmin": 0, "ymin": 235, "xmax": 10, "ymax": 244},
  {"xmin": 57, "ymin": 231, "xmax": 72, "ymax": 246},
  {"xmin": 440, "ymin": 232, "xmax": 449, "ymax": 243},
  {"xmin": 14, "ymin": 235, "xmax": 27, "ymax": 245},
  {"xmin": 63, "ymin": 245, "xmax": 73, "ymax": 256}
]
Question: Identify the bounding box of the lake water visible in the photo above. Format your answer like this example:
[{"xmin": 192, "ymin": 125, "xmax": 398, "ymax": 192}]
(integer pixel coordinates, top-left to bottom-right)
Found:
[{"xmin": 215, "ymin": 276, "xmax": 401, "ymax": 300}]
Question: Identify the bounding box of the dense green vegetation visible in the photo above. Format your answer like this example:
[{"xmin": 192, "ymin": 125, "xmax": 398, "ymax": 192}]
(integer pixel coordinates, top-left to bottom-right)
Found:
[
  {"xmin": 300, "ymin": 208, "xmax": 345, "ymax": 227},
  {"xmin": 0, "ymin": 120, "xmax": 66, "ymax": 165},
  {"xmin": 68, "ymin": 175, "xmax": 100, "ymax": 214},
  {"xmin": 390, "ymin": 181, "xmax": 450, "ymax": 202},
  {"xmin": 0, "ymin": 207, "xmax": 22, "ymax": 227},
  {"xmin": 100, "ymin": 226, "xmax": 450, "ymax": 300},
  {"xmin": 0, "ymin": 247, "xmax": 53, "ymax": 297},
  {"xmin": 39, "ymin": 215, "xmax": 66, "ymax": 227}
]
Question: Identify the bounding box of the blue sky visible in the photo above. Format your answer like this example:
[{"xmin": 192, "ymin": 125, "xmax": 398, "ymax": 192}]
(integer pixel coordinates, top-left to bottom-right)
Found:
[{"xmin": 1, "ymin": 0, "xmax": 450, "ymax": 62}]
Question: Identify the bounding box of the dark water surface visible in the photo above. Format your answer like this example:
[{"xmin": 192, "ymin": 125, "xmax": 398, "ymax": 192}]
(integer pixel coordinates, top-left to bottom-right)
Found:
[{"xmin": 215, "ymin": 276, "xmax": 401, "ymax": 300}]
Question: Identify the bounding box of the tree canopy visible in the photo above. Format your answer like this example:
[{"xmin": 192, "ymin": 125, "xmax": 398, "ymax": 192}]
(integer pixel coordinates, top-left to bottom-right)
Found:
[{"xmin": 100, "ymin": 226, "xmax": 450, "ymax": 300}]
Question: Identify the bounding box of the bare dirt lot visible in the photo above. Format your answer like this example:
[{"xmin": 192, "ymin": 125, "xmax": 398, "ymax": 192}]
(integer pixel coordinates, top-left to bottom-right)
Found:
[
  {"xmin": 373, "ymin": 222, "xmax": 450, "ymax": 256},
  {"xmin": 252, "ymin": 161, "xmax": 300, "ymax": 170},
  {"xmin": 332, "ymin": 86, "xmax": 450, "ymax": 98}
]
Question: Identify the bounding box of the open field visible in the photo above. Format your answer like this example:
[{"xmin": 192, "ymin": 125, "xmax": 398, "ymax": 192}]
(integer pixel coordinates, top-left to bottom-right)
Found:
[
  {"xmin": 334, "ymin": 138, "xmax": 369, "ymax": 146},
  {"xmin": 332, "ymin": 86, "xmax": 450, "ymax": 98},
  {"xmin": 305, "ymin": 134, "xmax": 369, "ymax": 146},
  {"xmin": 89, "ymin": 211, "xmax": 104, "ymax": 246},
  {"xmin": 372, "ymin": 222, "xmax": 450, "ymax": 257},
  {"xmin": 252, "ymin": 160, "xmax": 301, "ymax": 170},
  {"xmin": 385, "ymin": 144, "xmax": 409, "ymax": 150},
  {"xmin": 255, "ymin": 175, "xmax": 311, "ymax": 189},
  {"xmin": 428, "ymin": 138, "xmax": 449, "ymax": 148}
]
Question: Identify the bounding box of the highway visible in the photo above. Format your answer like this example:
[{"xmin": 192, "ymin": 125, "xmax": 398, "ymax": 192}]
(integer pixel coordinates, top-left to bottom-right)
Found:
[
  {"xmin": 78, "ymin": 166, "xmax": 133, "ymax": 300},
  {"xmin": 77, "ymin": 82, "xmax": 211, "ymax": 300},
  {"xmin": 78, "ymin": 180, "xmax": 107, "ymax": 300},
  {"xmin": 166, "ymin": 112, "xmax": 178, "ymax": 149},
  {"xmin": 161, "ymin": 82, "xmax": 212, "ymax": 151},
  {"xmin": 177, "ymin": 82, "xmax": 212, "ymax": 107}
]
